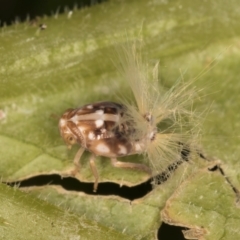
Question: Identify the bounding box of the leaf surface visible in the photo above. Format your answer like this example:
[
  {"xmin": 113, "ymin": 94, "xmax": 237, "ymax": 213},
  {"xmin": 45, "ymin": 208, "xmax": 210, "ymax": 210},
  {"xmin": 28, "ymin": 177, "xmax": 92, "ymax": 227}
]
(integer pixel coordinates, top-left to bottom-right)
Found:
[{"xmin": 1, "ymin": 0, "xmax": 240, "ymax": 239}]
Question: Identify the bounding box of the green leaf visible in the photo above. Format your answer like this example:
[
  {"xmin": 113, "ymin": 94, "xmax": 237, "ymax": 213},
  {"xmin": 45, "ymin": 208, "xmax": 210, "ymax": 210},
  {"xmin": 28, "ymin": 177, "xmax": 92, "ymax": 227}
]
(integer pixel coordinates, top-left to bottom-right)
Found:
[
  {"xmin": 0, "ymin": 183, "xmax": 132, "ymax": 240},
  {"xmin": 162, "ymin": 169, "xmax": 240, "ymax": 240},
  {"xmin": 1, "ymin": 0, "xmax": 240, "ymax": 239}
]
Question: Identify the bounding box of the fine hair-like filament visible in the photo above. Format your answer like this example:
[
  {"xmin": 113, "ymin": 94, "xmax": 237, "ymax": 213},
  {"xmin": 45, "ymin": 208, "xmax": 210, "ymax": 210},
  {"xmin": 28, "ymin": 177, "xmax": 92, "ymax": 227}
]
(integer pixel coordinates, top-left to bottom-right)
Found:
[{"xmin": 118, "ymin": 43, "xmax": 201, "ymax": 174}]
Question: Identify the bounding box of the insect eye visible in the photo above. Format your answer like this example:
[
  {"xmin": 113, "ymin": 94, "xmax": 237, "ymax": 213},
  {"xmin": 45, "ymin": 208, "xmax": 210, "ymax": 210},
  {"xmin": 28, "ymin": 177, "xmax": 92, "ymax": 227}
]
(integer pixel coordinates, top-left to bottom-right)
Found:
[{"xmin": 67, "ymin": 135, "xmax": 76, "ymax": 144}]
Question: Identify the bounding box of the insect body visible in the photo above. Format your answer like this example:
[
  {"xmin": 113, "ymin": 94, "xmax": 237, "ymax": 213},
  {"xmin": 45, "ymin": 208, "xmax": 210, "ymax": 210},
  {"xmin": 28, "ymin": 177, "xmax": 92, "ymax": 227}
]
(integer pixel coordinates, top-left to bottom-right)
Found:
[
  {"xmin": 59, "ymin": 101, "xmax": 154, "ymax": 191},
  {"xmin": 59, "ymin": 45, "xmax": 197, "ymax": 192}
]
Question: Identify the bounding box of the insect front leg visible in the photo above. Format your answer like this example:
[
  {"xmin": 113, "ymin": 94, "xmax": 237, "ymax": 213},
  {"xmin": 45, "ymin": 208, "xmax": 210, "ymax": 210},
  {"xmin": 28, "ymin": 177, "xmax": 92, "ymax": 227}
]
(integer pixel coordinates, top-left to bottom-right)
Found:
[
  {"xmin": 71, "ymin": 147, "xmax": 85, "ymax": 176},
  {"xmin": 89, "ymin": 154, "xmax": 99, "ymax": 192},
  {"xmin": 111, "ymin": 157, "xmax": 152, "ymax": 175}
]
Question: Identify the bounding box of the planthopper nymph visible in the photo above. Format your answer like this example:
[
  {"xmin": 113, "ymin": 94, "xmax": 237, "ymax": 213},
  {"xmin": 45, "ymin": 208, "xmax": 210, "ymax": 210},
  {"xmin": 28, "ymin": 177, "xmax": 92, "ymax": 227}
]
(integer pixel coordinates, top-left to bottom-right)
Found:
[{"xmin": 59, "ymin": 44, "xmax": 198, "ymax": 192}]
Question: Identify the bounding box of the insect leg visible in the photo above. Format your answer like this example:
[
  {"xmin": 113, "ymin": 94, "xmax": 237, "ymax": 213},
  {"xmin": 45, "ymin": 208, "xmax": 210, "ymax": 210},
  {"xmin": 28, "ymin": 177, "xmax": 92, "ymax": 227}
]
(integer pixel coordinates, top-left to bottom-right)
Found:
[
  {"xmin": 71, "ymin": 147, "xmax": 85, "ymax": 176},
  {"xmin": 89, "ymin": 154, "xmax": 99, "ymax": 192},
  {"xmin": 111, "ymin": 158, "xmax": 152, "ymax": 175}
]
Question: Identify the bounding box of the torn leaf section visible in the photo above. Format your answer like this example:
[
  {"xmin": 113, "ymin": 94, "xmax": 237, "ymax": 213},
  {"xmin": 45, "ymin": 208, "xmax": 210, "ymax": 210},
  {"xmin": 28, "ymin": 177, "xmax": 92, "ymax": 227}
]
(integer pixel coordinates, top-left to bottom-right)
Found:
[
  {"xmin": 161, "ymin": 167, "xmax": 240, "ymax": 240},
  {"xmin": 182, "ymin": 228, "xmax": 206, "ymax": 240},
  {"xmin": 31, "ymin": 186, "xmax": 159, "ymax": 239}
]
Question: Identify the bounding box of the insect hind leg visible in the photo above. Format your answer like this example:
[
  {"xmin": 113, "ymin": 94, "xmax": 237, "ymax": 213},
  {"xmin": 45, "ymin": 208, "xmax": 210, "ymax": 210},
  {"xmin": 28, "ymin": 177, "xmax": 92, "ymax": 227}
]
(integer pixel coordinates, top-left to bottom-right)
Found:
[{"xmin": 111, "ymin": 157, "xmax": 152, "ymax": 175}]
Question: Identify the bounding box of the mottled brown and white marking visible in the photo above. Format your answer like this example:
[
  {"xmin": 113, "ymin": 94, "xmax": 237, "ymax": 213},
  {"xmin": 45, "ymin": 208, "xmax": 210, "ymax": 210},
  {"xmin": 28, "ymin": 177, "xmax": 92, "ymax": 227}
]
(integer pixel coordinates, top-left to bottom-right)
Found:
[{"xmin": 59, "ymin": 101, "xmax": 154, "ymax": 191}]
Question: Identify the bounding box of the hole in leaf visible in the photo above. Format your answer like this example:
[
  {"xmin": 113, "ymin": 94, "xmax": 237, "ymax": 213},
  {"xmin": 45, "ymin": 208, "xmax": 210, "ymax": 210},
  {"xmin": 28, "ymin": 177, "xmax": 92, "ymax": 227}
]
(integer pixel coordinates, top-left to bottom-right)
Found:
[{"xmin": 158, "ymin": 223, "xmax": 187, "ymax": 240}]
